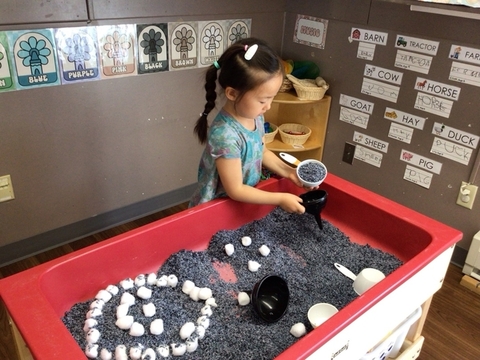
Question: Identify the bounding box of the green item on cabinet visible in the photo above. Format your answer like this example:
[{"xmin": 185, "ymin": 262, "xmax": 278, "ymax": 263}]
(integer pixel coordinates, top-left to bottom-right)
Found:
[{"xmin": 291, "ymin": 61, "xmax": 320, "ymax": 79}]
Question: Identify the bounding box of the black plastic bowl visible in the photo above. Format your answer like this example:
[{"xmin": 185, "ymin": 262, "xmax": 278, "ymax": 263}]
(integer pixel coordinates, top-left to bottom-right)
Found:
[{"xmin": 251, "ymin": 275, "xmax": 289, "ymax": 323}]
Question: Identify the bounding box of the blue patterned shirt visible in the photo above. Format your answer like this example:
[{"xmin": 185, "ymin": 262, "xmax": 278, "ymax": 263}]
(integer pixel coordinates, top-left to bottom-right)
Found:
[{"xmin": 189, "ymin": 109, "xmax": 265, "ymax": 207}]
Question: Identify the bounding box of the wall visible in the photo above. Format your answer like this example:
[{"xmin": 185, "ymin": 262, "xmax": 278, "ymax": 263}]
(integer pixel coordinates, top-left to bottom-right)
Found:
[
  {"xmin": 2, "ymin": 0, "xmax": 479, "ymax": 266},
  {"xmin": 0, "ymin": 0, "xmax": 286, "ymax": 265},
  {"xmin": 282, "ymin": 0, "xmax": 480, "ymax": 263}
]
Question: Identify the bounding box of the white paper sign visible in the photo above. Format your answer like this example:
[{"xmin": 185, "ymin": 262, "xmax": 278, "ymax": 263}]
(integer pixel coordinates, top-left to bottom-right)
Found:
[
  {"xmin": 354, "ymin": 145, "xmax": 383, "ymax": 167},
  {"xmin": 350, "ymin": 28, "xmax": 388, "ymax": 45},
  {"xmin": 432, "ymin": 122, "xmax": 479, "ymax": 149},
  {"xmin": 449, "ymin": 44, "xmax": 480, "ymax": 66},
  {"xmin": 339, "ymin": 106, "xmax": 370, "ymax": 129},
  {"xmin": 403, "ymin": 165, "xmax": 432, "ymax": 189},
  {"xmin": 414, "ymin": 77, "xmax": 461, "ymax": 101},
  {"xmin": 384, "ymin": 107, "xmax": 426, "ymax": 130},
  {"xmin": 395, "ymin": 50, "xmax": 432, "ymax": 74},
  {"xmin": 339, "ymin": 94, "xmax": 374, "ymax": 114},
  {"xmin": 395, "ymin": 35, "xmax": 439, "ymax": 55},
  {"xmin": 294, "ymin": 15, "xmax": 328, "ymax": 49},
  {"xmin": 431, "ymin": 137, "xmax": 473, "ymax": 165},
  {"xmin": 357, "ymin": 42, "xmax": 375, "ymax": 61},
  {"xmin": 414, "ymin": 92, "xmax": 453, "ymax": 118},
  {"xmin": 389, "ymin": 123, "xmax": 413, "ymax": 144},
  {"xmin": 400, "ymin": 149, "xmax": 442, "ymax": 174},
  {"xmin": 364, "ymin": 64, "xmax": 403, "ymax": 85},
  {"xmin": 361, "ymin": 78, "xmax": 400, "ymax": 103},
  {"xmin": 353, "ymin": 131, "xmax": 389, "ymax": 153},
  {"xmin": 449, "ymin": 61, "xmax": 480, "ymax": 87}
]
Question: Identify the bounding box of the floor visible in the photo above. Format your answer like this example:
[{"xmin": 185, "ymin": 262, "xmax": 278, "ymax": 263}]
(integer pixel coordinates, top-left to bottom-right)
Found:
[{"xmin": 1, "ymin": 202, "xmax": 479, "ymax": 359}]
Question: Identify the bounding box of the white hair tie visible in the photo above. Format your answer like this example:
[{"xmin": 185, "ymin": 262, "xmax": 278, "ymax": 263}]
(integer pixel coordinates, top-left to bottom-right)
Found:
[{"xmin": 244, "ymin": 44, "xmax": 258, "ymax": 60}]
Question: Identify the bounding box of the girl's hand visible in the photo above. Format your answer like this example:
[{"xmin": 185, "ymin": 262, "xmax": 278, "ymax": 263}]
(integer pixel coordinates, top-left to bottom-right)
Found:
[{"xmin": 278, "ymin": 193, "xmax": 305, "ymax": 214}]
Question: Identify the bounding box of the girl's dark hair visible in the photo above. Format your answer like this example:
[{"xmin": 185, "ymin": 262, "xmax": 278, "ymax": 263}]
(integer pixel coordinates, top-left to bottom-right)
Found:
[{"xmin": 194, "ymin": 37, "xmax": 283, "ymax": 144}]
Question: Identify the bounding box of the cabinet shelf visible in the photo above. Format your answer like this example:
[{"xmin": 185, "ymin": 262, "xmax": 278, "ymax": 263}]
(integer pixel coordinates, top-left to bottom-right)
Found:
[{"xmin": 264, "ymin": 92, "xmax": 331, "ymax": 161}]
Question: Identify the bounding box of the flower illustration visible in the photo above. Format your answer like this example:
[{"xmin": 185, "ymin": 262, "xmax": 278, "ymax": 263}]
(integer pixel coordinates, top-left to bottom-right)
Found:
[
  {"xmin": 202, "ymin": 25, "xmax": 222, "ymax": 56},
  {"xmin": 17, "ymin": 36, "xmax": 51, "ymax": 75},
  {"xmin": 140, "ymin": 29, "xmax": 165, "ymax": 62},
  {"xmin": 0, "ymin": 51, "xmax": 4, "ymax": 69},
  {"xmin": 63, "ymin": 33, "xmax": 91, "ymax": 71},
  {"xmin": 103, "ymin": 30, "xmax": 131, "ymax": 66},
  {"xmin": 173, "ymin": 26, "xmax": 195, "ymax": 59},
  {"xmin": 229, "ymin": 24, "xmax": 248, "ymax": 44}
]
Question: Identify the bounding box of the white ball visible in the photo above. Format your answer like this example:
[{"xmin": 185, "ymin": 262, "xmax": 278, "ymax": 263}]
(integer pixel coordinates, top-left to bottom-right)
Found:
[
  {"xmin": 290, "ymin": 322, "xmax": 307, "ymax": 338},
  {"xmin": 90, "ymin": 299, "xmax": 105, "ymax": 310},
  {"xmin": 86, "ymin": 308, "xmax": 102, "ymax": 319},
  {"xmin": 129, "ymin": 322, "xmax": 145, "ymax": 337},
  {"xmin": 120, "ymin": 292, "xmax": 136, "ymax": 306},
  {"xmin": 197, "ymin": 315, "xmax": 210, "ymax": 329},
  {"xmin": 186, "ymin": 337, "xmax": 198, "ymax": 353},
  {"xmin": 135, "ymin": 274, "xmax": 146, "ymax": 287},
  {"xmin": 115, "ymin": 345, "xmax": 128, "ymax": 360},
  {"xmin": 85, "ymin": 343, "xmax": 99, "ymax": 358},
  {"xmin": 86, "ymin": 328, "xmax": 100, "ymax": 343},
  {"xmin": 258, "ymin": 245, "xmax": 271, "ymax": 257},
  {"xmin": 182, "ymin": 280, "xmax": 195, "ymax": 295},
  {"xmin": 100, "ymin": 348, "xmax": 112, "ymax": 360},
  {"xmin": 150, "ymin": 319, "xmax": 164, "ymax": 335},
  {"xmin": 120, "ymin": 278, "xmax": 134, "ymax": 290},
  {"xmin": 241, "ymin": 236, "xmax": 252, "ymax": 246},
  {"xmin": 179, "ymin": 322, "xmax": 196, "ymax": 340},
  {"xmin": 143, "ymin": 303, "xmax": 156, "ymax": 317},
  {"xmin": 147, "ymin": 273, "xmax": 157, "ymax": 285},
  {"xmin": 137, "ymin": 286, "xmax": 152, "ymax": 300},
  {"xmin": 171, "ymin": 343, "xmax": 186, "ymax": 356},
  {"xmin": 116, "ymin": 303, "xmax": 130, "ymax": 319},
  {"xmin": 237, "ymin": 292, "xmax": 250, "ymax": 306},
  {"xmin": 167, "ymin": 274, "xmax": 178, "ymax": 287},
  {"xmin": 156, "ymin": 345, "xmax": 169, "ymax": 358},
  {"xmin": 195, "ymin": 325, "xmax": 206, "ymax": 339},
  {"xmin": 115, "ymin": 315, "xmax": 134, "ymax": 330},
  {"xmin": 106, "ymin": 285, "xmax": 119, "ymax": 295},
  {"xmin": 201, "ymin": 305, "xmax": 213, "ymax": 317},
  {"xmin": 205, "ymin": 297, "xmax": 218, "ymax": 307},
  {"xmin": 189, "ymin": 286, "xmax": 201, "ymax": 302},
  {"xmin": 198, "ymin": 287, "xmax": 212, "ymax": 300},
  {"xmin": 156, "ymin": 275, "xmax": 168, "ymax": 287},
  {"xmin": 95, "ymin": 290, "xmax": 112, "ymax": 303},
  {"xmin": 225, "ymin": 243, "xmax": 235, "ymax": 256},
  {"xmin": 143, "ymin": 348, "xmax": 156, "ymax": 359},
  {"xmin": 83, "ymin": 318, "xmax": 98, "ymax": 332},
  {"xmin": 129, "ymin": 344, "xmax": 143, "ymax": 359},
  {"xmin": 248, "ymin": 260, "xmax": 261, "ymax": 272}
]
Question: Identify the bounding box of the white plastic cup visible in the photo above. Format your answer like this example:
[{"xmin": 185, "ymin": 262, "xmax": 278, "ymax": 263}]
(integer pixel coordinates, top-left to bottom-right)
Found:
[
  {"xmin": 353, "ymin": 268, "xmax": 385, "ymax": 295},
  {"xmin": 307, "ymin": 303, "xmax": 338, "ymax": 328}
]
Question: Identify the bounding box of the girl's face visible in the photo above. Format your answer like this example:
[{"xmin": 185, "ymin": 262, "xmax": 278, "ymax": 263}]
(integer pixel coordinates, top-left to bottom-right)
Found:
[{"xmin": 230, "ymin": 73, "xmax": 283, "ymax": 120}]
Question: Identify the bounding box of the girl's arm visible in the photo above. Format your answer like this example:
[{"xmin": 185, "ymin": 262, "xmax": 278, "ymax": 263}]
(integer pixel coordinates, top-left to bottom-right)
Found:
[{"xmin": 215, "ymin": 157, "xmax": 305, "ymax": 213}]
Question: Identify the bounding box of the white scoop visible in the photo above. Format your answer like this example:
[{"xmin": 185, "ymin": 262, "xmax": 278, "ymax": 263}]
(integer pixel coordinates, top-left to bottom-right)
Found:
[{"xmin": 334, "ymin": 263, "xmax": 385, "ymax": 295}]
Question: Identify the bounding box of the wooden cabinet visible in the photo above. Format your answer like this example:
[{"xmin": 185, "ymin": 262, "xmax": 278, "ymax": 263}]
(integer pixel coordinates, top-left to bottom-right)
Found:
[{"xmin": 264, "ymin": 92, "xmax": 331, "ymax": 161}]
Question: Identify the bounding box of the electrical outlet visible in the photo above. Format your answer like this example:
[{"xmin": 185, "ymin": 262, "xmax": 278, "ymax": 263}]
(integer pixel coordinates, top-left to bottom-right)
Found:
[
  {"xmin": 456, "ymin": 182, "xmax": 478, "ymax": 209},
  {"xmin": 342, "ymin": 142, "xmax": 356, "ymax": 164},
  {"xmin": 0, "ymin": 174, "xmax": 15, "ymax": 202}
]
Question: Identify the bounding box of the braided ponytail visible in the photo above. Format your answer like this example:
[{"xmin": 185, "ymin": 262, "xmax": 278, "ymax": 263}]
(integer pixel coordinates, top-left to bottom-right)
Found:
[{"xmin": 194, "ymin": 64, "xmax": 218, "ymax": 144}]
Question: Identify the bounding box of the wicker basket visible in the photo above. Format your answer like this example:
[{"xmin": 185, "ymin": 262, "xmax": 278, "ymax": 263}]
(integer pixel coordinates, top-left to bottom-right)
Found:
[
  {"xmin": 264, "ymin": 123, "xmax": 278, "ymax": 144},
  {"xmin": 279, "ymin": 78, "xmax": 293, "ymax": 92},
  {"xmin": 279, "ymin": 123, "xmax": 311, "ymax": 145},
  {"xmin": 286, "ymin": 74, "xmax": 329, "ymax": 101}
]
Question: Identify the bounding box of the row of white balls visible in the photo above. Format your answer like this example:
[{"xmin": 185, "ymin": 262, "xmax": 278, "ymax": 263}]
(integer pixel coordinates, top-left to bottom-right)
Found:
[{"xmin": 84, "ymin": 273, "xmax": 216, "ymax": 359}]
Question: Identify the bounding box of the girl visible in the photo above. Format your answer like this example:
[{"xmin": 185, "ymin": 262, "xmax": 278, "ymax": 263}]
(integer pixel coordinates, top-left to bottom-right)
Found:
[{"xmin": 189, "ymin": 38, "xmax": 312, "ymax": 213}]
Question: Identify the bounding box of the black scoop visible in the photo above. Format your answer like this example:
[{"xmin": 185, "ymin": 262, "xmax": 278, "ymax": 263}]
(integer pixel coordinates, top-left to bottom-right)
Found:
[{"xmin": 250, "ymin": 275, "xmax": 289, "ymax": 323}]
